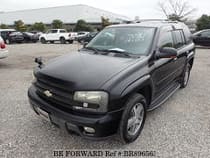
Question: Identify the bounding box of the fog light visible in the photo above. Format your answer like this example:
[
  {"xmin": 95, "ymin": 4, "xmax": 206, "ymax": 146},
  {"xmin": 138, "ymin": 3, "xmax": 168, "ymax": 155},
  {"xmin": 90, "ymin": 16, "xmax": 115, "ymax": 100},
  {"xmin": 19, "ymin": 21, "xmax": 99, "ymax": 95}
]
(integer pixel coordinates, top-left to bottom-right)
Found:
[{"xmin": 84, "ymin": 127, "xmax": 95, "ymax": 133}]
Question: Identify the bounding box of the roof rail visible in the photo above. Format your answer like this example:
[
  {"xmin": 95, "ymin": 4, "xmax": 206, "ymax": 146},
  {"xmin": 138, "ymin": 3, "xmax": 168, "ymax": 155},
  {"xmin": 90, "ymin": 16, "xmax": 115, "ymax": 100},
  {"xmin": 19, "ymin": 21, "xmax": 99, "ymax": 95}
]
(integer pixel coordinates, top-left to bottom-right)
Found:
[{"xmin": 126, "ymin": 19, "xmax": 179, "ymax": 24}]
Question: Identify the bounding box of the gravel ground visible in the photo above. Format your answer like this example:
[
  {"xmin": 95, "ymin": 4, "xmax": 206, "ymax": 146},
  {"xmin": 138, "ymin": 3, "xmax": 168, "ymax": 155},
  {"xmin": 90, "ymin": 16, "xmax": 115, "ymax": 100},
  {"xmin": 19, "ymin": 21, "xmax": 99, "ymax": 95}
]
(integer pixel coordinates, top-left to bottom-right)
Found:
[{"xmin": 0, "ymin": 43, "xmax": 210, "ymax": 158}]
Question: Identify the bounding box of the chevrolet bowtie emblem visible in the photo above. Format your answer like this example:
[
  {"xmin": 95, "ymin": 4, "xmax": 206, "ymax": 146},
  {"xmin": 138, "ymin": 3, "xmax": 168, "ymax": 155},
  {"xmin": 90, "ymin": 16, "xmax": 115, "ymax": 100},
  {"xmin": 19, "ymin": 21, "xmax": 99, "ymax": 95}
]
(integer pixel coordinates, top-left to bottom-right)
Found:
[{"xmin": 44, "ymin": 90, "xmax": 52, "ymax": 97}]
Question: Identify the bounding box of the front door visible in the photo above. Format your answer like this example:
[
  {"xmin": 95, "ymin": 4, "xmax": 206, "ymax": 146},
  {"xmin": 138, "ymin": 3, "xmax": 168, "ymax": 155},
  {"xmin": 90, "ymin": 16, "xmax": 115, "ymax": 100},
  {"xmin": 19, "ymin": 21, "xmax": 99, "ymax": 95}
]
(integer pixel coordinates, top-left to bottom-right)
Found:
[{"xmin": 151, "ymin": 26, "xmax": 177, "ymax": 98}]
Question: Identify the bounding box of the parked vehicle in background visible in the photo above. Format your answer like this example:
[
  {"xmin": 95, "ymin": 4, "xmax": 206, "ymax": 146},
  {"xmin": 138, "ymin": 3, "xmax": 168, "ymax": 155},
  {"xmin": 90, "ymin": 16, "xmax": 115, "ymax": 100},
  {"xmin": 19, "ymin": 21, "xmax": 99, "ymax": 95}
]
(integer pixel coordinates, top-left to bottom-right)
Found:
[
  {"xmin": 0, "ymin": 29, "xmax": 16, "ymax": 44},
  {"xmin": 7, "ymin": 32, "xmax": 24, "ymax": 44},
  {"xmin": 39, "ymin": 29, "xmax": 77, "ymax": 44},
  {"xmin": 78, "ymin": 32, "xmax": 98, "ymax": 43},
  {"xmin": 193, "ymin": 29, "xmax": 210, "ymax": 46},
  {"xmin": 30, "ymin": 31, "xmax": 43, "ymax": 38},
  {"xmin": 23, "ymin": 32, "xmax": 39, "ymax": 43},
  {"xmin": 0, "ymin": 36, "xmax": 8, "ymax": 59},
  {"xmin": 76, "ymin": 31, "xmax": 89, "ymax": 42},
  {"xmin": 28, "ymin": 21, "xmax": 195, "ymax": 143}
]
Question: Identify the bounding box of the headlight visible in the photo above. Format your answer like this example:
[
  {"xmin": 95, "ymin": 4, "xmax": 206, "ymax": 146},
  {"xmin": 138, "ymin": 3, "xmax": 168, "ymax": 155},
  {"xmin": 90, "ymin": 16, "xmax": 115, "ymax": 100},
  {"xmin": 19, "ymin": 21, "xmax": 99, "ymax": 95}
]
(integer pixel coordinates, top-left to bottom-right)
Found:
[{"xmin": 73, "ymin": 91, "xmax": 108, "ymax": 112}]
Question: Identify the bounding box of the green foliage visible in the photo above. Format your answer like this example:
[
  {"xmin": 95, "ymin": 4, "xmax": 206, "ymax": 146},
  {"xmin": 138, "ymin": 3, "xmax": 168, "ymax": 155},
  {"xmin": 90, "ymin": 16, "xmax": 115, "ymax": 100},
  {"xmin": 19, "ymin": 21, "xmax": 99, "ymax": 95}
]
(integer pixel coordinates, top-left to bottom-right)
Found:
[
  {"xmin": 52, "ymin": 19, "xmax": 63, "ymax": 29},
  {"xmin": 101, "ymin": 16, "xmax": 112, "ymax": 28},
  {"xmin": 196, "ymin": 14, "xmax": 210, "ymax": 31},
  {"xmin": 14, "ymin": 20, "xmax": 27, "ymax": 32},
  {"xmin": 0, "ymin": 24, "xmax": 9, "ymax": 29},
  {"xmin": 74, "ymin": 19, "xmax": 94, "ymax": 32},
  {"xmin": 30, "ymin": 22, "xmax": 46, "ymax": 32}
]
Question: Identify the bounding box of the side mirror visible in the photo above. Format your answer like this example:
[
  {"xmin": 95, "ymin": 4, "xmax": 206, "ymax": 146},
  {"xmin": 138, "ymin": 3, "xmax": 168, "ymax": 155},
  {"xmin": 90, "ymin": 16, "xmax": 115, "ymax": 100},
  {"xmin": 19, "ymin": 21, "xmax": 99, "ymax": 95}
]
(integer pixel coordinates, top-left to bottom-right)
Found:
[
  {"xmin": 35, "ymin": 57, "xmax": 44, "ymax": 68},
  {"xmin": 156, "ymin": 47, "xmax": 178, "ymax": 59}
]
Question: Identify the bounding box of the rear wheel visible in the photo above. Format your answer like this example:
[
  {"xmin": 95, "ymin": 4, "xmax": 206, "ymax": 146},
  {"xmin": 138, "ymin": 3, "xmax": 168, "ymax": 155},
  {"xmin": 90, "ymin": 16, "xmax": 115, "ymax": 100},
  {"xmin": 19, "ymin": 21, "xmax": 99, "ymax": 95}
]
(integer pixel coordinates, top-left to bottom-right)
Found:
[
  {"xmin": 40, "ymin": 38, "xmax": 46, "ymax": 44},
  {"xmin": 119, "ymin": 93, "xmax": 147, "ymax": 143},
  {"xmin": 60, "ymin": 37, "xmax": 66, "ymax": 44},
  {"xmin": 180, "ymin": 63, "xmax": 191, "ymax": 88}
]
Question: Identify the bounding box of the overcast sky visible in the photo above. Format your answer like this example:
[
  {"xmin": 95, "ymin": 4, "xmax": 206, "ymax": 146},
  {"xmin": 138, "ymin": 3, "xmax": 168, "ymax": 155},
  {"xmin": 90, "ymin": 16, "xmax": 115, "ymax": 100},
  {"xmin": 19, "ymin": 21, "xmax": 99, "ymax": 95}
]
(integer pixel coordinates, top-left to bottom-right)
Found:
[{"xmin": 0, "ymin": 0, "xmax": 209, "ymax": 19}]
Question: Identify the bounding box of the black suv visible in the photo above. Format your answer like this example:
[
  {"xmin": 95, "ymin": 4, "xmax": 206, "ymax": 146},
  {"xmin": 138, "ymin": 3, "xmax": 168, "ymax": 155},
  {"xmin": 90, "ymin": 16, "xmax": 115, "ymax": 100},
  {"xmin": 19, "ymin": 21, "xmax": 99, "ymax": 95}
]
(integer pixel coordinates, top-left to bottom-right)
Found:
[{"xmin": 28, "ymin": 21, "xmax": 195, "ymax": 143}]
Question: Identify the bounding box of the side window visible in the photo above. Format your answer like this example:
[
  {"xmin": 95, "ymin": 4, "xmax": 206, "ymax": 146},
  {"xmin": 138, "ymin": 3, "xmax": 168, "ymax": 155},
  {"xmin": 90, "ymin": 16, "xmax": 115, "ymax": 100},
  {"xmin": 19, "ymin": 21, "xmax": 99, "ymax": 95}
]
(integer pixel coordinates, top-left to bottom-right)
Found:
[
  {"xmin": 158, "ymin": 30, "xmax": 173, "ymax": 48},
  {"xmin": 48, "ymin": 30, "xmax": 57, "ymax": 33},
  {"xmin": 1, "ymin": 32, "xmax": 6, "ymax": 37},
  {"xmin": 51, "ymin": 30, "xmax": 58, "ymax": 33},
  {"xmin": 59, "ymin": 30, "xmax": 66, "ymax": 33},
  {"xmin": 173, "ymin": 30, "xmax": 185, "ymax": 49}
]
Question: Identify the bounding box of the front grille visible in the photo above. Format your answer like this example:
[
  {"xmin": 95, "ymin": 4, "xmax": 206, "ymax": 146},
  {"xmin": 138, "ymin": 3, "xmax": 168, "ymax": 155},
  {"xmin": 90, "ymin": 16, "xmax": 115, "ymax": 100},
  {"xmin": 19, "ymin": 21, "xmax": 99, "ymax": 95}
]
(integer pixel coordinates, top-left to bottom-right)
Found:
[{"xmin": 34, "ymin": 78, "xmax": 83, "ymax": 110}]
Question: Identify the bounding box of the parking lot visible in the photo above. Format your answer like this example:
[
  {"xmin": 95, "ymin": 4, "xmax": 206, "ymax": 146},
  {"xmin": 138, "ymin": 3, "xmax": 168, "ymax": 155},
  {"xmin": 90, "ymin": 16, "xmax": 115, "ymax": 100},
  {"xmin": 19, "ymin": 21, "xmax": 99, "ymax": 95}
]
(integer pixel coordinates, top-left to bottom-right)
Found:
[{"xmin": 0, "ymin": 43, "xmax": 210, "ymax": 158}]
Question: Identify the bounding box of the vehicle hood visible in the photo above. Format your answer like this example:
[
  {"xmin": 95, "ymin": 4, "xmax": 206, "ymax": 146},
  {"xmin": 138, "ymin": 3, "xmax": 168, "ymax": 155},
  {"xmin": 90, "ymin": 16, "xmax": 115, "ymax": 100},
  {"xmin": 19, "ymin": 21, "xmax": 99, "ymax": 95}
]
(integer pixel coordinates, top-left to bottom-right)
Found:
[{"xmin": 36, "ymin": 52, "xmax": 139, "ymax": 91}]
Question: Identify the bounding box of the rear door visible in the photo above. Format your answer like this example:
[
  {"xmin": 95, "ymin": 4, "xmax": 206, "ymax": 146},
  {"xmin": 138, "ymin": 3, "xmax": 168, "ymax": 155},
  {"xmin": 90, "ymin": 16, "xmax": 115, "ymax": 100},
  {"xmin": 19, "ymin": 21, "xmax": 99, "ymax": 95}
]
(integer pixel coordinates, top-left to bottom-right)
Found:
[{"xmin": 171, "ymin": 29, "xmax": 187, "ymax": 78}]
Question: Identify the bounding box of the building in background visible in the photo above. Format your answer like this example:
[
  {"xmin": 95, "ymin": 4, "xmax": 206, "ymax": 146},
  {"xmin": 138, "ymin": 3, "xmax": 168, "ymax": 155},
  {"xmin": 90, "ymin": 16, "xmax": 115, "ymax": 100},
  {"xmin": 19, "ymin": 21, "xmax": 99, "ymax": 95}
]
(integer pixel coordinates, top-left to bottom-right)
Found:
[{"xmin": 0, "ymin": 4, "xmax": 130, "ymax": 31}]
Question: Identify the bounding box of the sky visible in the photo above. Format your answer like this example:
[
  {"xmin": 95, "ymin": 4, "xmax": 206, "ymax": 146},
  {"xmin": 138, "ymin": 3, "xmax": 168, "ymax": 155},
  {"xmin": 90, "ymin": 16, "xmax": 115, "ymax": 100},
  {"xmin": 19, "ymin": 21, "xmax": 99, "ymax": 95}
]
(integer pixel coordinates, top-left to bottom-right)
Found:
[{"xmin": 0, "ymin": 0, "xmax": 209, "ymax": 20}]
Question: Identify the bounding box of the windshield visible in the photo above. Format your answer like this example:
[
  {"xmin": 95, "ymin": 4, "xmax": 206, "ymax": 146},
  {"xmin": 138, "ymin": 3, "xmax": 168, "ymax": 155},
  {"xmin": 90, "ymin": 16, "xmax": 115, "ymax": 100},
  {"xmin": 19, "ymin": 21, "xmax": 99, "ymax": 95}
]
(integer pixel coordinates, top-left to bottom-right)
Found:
[{"xmin": 86, "ymin": 27, "xmax": 155, "ymax": 55}]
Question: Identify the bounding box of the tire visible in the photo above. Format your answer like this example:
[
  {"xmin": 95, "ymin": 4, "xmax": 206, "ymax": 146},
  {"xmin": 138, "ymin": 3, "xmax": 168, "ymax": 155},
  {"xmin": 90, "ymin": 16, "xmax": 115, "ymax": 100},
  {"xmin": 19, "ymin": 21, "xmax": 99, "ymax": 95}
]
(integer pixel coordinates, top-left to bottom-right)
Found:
[
  {"xmin": 68, "ymin": 40, "xmax": 73, "ymax": 44},
  {"xmin": 50, "ymin": 41, "xmax": 54, "ymax": 44},
  {"xmin": 60, "ymin": 37, "xmax": 66, "ymax": 44},
  {"xmin": 40, "ymin": 38, "xmax": 46, "ymax": 44},
  {"xmin": 119, "ymin": 93, "xmax": 147, "ymax": 143},
  {"xmin": 180, "ymin": 63, "xmax": 191, "ymax": 88}
]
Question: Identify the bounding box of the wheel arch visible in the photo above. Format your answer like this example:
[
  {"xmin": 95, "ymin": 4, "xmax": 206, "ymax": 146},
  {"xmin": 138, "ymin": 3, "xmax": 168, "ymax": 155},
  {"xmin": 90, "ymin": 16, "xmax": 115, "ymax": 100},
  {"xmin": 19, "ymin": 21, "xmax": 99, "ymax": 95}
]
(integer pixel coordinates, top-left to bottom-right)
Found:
[
  {"xmin": 121, "ymin": 75, "xmax": 153, "ymax": 108},
  {"xmin": 188, "ymin": 57, "xmax": 194, "ymax": 69},
  {"xmin": 60, "ymin": 36, "xmax": 65, "ymax": 40}
]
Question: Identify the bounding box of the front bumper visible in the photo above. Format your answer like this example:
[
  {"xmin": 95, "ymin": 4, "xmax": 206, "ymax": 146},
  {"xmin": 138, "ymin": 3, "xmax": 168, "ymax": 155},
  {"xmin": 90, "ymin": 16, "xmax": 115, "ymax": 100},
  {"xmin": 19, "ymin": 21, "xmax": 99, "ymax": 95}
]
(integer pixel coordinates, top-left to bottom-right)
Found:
[
  {"xmin": 0, "ymin": 50, "xmax": 9, "ymax": 59},
  {"xmin": 28, "ymin": 85, "xmax": 123, "ymax": 138}
]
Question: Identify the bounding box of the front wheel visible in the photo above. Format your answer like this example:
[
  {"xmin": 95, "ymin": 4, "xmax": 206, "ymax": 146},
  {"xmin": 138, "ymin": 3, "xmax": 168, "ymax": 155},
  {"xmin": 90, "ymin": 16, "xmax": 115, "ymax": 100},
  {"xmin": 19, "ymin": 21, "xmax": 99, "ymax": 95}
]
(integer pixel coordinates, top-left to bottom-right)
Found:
[
  {"xmin": 180, "ymin": 63, "xmax": 191, "ymax": 88},
  {"xmin": 60, "ymin": 37, "xmax": 66, "ymax": 44},
  {"xmin": 119, "ymin": 93, "xmax": 147, "ymax": 143},
  {"xmin": 40, "ymin": 38, "xmax": 46, "ymax": 44}
]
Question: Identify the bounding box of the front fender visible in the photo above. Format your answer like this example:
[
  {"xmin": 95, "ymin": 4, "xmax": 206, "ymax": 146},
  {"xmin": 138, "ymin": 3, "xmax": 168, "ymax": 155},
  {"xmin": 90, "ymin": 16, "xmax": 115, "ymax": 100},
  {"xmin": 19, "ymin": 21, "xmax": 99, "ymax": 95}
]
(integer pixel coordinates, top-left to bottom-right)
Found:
[{"xmin": 120, "ymin": 75, "xmax": 153, "ymax": 98}]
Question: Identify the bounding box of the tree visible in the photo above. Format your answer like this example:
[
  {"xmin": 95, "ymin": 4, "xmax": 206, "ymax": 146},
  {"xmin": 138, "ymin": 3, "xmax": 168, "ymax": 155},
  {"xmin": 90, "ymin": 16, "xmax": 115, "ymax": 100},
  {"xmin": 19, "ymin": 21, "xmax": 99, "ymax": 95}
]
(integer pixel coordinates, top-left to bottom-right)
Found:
[
  {"xmin": 51, "ymin": 19, "xmax": 63, "ymax": 29},
  {"xmin": 30, "ymin": 22, "xmax": 46, "ymax": 32},
  {"xmin": 196, "ymin": 15, "xmax": 210, "ymax": 31},
  {"xmin": 14, "ymin": 20, "xmax": 27, "ymax": 32},
  {"xmin": 101, "ymin": 16, "xmax": 111, "ymax": 28},
  {"xmin": 74, "ymin": 19, "xmax": 94, "ymax": 32},
  {"xmin": 158, "ymin": 0, "xmax": 196, "ymax": 22},
  {"xmin": 0, "ymin": 24, "xmax": 8, "ymax": 29}
]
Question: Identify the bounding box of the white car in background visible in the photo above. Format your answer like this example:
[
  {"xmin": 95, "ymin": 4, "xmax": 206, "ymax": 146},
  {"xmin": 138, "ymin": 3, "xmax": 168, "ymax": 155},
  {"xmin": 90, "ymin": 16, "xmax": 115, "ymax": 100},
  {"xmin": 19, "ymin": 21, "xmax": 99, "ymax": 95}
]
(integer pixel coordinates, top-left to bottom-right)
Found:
[
  {"xmin": 0, "ymin": 36, "xmax": 8, "ymax": 59},
  {"xmin": 39, "ymin": 29, "xmax": 77, "ymax": 44}
]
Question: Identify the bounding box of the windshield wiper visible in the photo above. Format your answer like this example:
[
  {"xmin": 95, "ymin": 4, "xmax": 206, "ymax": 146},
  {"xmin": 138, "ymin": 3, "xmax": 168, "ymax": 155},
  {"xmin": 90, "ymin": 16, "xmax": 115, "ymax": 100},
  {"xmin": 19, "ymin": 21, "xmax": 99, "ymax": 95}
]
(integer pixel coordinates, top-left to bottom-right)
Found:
[
  {"xmin": 101, "ymin": 48, "xmax": 132, "ymax": 57},
  {"xmin": 82, "ymin": 46, "xmax": 99, "ymax": 54}
]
